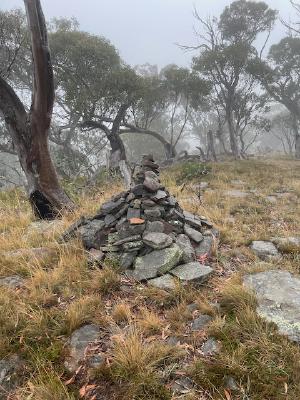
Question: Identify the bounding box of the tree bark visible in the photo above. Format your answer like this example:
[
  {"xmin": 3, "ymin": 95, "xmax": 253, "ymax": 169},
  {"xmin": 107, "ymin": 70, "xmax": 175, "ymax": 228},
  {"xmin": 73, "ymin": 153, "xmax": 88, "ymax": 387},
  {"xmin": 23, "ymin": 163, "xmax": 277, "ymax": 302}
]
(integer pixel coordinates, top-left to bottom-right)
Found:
[
  {"xmin": 0, "ymin": 0, "xmax": 74, "ymax": 219},
  {"xmin": 291, "ymin": 113, "xmax": 300, "ymax": 159}
]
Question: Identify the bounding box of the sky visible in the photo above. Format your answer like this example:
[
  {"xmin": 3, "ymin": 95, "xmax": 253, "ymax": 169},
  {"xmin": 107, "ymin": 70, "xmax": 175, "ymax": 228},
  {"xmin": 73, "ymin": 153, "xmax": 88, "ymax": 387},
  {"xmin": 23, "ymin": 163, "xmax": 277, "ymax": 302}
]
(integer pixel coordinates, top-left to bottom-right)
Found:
[{"xmin": 0, "ymin": 0, "xmax": 296, "ymax": 68}]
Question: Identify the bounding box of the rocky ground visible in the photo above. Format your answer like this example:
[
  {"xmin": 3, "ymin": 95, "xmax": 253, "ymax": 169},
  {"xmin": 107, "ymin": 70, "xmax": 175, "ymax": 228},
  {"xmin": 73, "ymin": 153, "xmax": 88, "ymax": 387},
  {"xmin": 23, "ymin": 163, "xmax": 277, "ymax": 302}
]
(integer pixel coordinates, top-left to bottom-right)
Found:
[{"xmin": 0, "ymin": 158, "xmax": 300, "ymax": 400}]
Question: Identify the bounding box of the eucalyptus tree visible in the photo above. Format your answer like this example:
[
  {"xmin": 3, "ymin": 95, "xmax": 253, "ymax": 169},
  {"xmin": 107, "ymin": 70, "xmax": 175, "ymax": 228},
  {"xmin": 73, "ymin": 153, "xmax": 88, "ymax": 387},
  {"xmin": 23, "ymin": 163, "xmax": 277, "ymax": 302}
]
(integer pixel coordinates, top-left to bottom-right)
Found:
[
  {"xmin": 192, "ymin": 0, "xmax": 277, "ymax": 158},
  {"xmin": 249, "ymin": 37, "xmax": 300, "ymax": 158},
  {"xmin": 0, "ymin": 1, "xmax": 74, "ymax": 218},
  {"xmin": 123, "ymin": 65, "xmax": 210, "ymax": 159}
]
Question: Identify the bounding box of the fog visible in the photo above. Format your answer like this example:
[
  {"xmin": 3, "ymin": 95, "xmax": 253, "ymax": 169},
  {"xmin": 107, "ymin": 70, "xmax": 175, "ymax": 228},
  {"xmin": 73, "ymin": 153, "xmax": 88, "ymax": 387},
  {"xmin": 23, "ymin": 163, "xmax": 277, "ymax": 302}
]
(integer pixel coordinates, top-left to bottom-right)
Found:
[{"xmin": 0, "ymin": 0, "xmax": 294, "ymax": 67}]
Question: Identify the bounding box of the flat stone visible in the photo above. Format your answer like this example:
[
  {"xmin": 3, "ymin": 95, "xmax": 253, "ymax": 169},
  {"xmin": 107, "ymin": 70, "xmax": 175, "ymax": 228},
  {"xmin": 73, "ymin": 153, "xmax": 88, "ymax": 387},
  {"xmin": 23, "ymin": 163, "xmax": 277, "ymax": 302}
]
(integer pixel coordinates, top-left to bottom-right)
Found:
[
  {"xmin": 104, "ymin": 214, "xmax": 117, "ymax": 227},
  {"xmin": 79, "ymin": 220, "xmax": 106, "ymax": 249},
  {"xmin": 0, "ymin": 275, "xmax": 24, "ymax": 289},
  {"xmin": 132, "ymin": 199, "xmax": 141, "ymax": 209},
  {"xmin": 176, "ymin": 234, "xmax": 195, "ymax": 263},
  {"xmin": 184, "ymin": 224, "xmax": 203, "ymax": 243},
  {"xmin": 119, "ymin": 252, "xmax": 137, "ymax": 269},
  {"xmin": 195, "ymin": 236, "xmax": 214, "ymax": 257},
  {"xmin": 142, "ymin": 199, "xmax": 156, "ymax": 208},
  {"xmin": 271, "ymin": 237, "xmax": 300, "ymax": 249},
  {"xmin": 132, "ymin": 244, "xmax": 183, "ymax": 281},
  {"xmin": 266, "ymin": 196, "xmax": 277, "ymax": 204},
  {"xmin": 250, "ymin": 241, "xmax": 279, "ymax": 260},
  {"xmin": 171, "ymin": 262, "xmax": 213, "ymax": 283},
  {"xmin": 191, "ymin": 314, "xmax": 212, "ymax": 331},
  {"xmin": 3, "ymin": 247, "xmax": 56, "ymax": 262},
  {"xmin": 202, "ymin": 338, "xmax": 220, "ymax": 355},
  {"xmin": 117, "ymin": 221, "xmax": 145, "ymax": 239},
  {"xmin": 244, "ymin": 270, "xmax": 300, "ymax": 343},
  {"xmin": 183, "ymin": 211, "xmax": 202, "ymax": 230},
  {"xmin": 143, "ymin": 232, "xmax": 173, "ymax": 249},
  {"xmin": 148, "ymin": 274, "xmax": 176, "ymax": 290},
  {"xmin": 144, "ymin": 208, "xmax": 161, "ymax": 219},
  {"xmin": 225, "ymin": 190, "xmax": 249, "ymax": 198},
  {"xmin": 145, "ymin": 221, "xmax": 165, "ymax": 233},
  {"xmin": 65, "ymin": 324, "xmax": 100, "ymax": 372},
  {"xmin": 27, "ymin": 220, "xmax": 64, "ymax": 235},
  {"xmin": 171, "ymin": 376, "xmax": 194, "ymax": 394},
  {"xmin": 113, "ymin": 235, "xmax": 141, "ymax": 246},
  {"xmin": 123, "ymin": 241, "xmax": 143, "ymax": 252},
  {"xmin": 98, "ymin": 197, "xmax": 125, "ymax": 215},
  {"xmin": 0, "ymin": 355, "xmax": 22, "ymax": 397},
  {"xmin": 143, "ymin": 175, "xmax": 162, "ymax": 192},
  {"xmin": 151, "ymin": 190, "xmax": 168, "ymax": 201},
  {"xmin": 87, "ymin": 249, "xmax": 105, "ymax": 265}
]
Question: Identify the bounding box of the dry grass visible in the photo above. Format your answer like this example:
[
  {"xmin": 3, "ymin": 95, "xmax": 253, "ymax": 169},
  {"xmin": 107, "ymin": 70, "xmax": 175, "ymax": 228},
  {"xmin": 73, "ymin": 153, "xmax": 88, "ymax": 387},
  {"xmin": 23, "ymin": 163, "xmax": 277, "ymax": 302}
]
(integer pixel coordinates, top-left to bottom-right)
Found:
[{"xmin": 0, "ymin": 157, "xmax": 300, "ymax": 399}]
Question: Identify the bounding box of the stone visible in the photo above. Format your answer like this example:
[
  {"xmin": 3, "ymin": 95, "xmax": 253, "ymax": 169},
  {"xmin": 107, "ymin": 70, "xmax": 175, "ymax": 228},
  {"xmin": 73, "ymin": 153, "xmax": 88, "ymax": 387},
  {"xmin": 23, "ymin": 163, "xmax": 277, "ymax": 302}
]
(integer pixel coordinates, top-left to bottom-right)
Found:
[
  {"xmin": 195, "ymin": 236, "xmax": 214, "ymax": 257},
  {"xmin": 144, "ymin": 208, "xmax": 161, "ymax": 219},
  {"xmin": 225, "ymin": 190, "xmax": 249, "ymax": 198},
  {"xmin": 171, "ymin": 376, "xmax": 194, "ymax": 394},
  {"xmin": 99, "ymin": 197, "xmax": 125, "ymax": 215},
  {"xmin": 87, "ymin": 353, "xmax": 106, "ymax": 369},
  {"xmin": 250, "ymin": 241, "xmax": 279, "ymax": 260},
  {"xmin": 151, "ymin": 190, "xmax": 168, "ymax": 201},
  {"xmin": 0, "ymin": 355, "xmax": 22, "ymax": 398},
  {"xmin": 123, "ymin": 241, "xmax": 143, "ymax": 252},
  {"xmin": 28, "ymin": 220, "xmax": 64, "ymax": 235},
  {"xmin": 168, "ymin": 196, "xmax": 177, "ymax": 206},
  {"xmin": 104, "ymin": 214, "xmax": 117, "ymax": 227},
  {"xmin": 167, "ymin": 336, "xmax": 180, "ymax": 346},
  {"xmin": 113, "ymin": 235, "xmax": 141, "ymax": 246},
  {"xmin": 119, "ymin": 252, "xmax": 137, "ymax": 269},
  {"xmin": 143, "ymin": 232, "xmax": 173, "ymax": 249},
  {"xmin": 225, "ymin": 376, "xmax": 240, "ymax": 393},
  {"xmin": 131, "ymin": 244, "xmax": 183, "ymax": 281},
  {"xmin": 186, "ymin": 303, "xmax": 199, "ymax": 312},
  {"xmin": 65, "ymin": 324, "xmax": 100, "ymax": 372},
  {"xmin": 191, "ymin": 314, "xmax": 212, "ymax": 331},
  {"xmin": 171, "ymin": 262, "xmax": 213, "ymax": 283},
  {"xmin": 184, "ymin": 224, "xmax": 203, "ymax": 243},
  {"xmin": 127, "ymin": 208, "xmax": 141, "ymax": 220},
  {"xmin": 117, "ymin": 220, "xmax": 145, "ymax": 239},
  {"xmin": 3, "ymin": 247, "xmax": 56, "ymax": 262},
  {"xmin": 114, "ymin": 204, "xmax": 129, "ymax": 219},
  {"xmin": 142, "ymin": 199, "xmax": 156, "ymax": 208},
  {"xmin": 148, "ymin": 274, "xmax": 176, "ymax": 290},
  {"xmin": 87, "ymin": 249, "xmax": 105, "ymax": 265},
  {"xmin": 271, "ymin": 236, "xmax": 300, "ymax": 249},
  {"xmin": 145, "ymin": 221, "xmax": 164, "ymax": 233},
  {"xmin": 143, "ymin": 174, "xmax": 162, "ymax": 192},
  {"xmin": 266, "ymin": 195, "xmax": 277, "ymax": 204},
  {"xmin": 202, "ymin": 338, "xmax": 219, "ymax": 355},
  {"xmin": 244, "ymin": 270, "xmax": 300, "ymax": 343},
  {"xmin": 79, "ymin": 220, "xmax": 106, "ymax": 249},
  {"xmin": 183, "ymin": 211, "xmax": 202, "ymax": 230},
  {"xmin": 176, "ymin": 234, "xmax": 195, "ymax": 263},
  {"xmin": 0, "ymin": 275, "xmax": 24, "ymax": 289}
]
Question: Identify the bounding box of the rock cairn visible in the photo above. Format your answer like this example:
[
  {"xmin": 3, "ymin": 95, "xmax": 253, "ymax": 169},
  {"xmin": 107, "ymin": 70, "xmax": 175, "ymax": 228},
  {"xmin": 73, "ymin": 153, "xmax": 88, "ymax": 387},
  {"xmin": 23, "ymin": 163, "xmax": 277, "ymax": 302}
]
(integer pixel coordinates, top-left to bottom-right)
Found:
[{"xmin": 63, "ymin": 155, "xmax": 216, "ymax": 287}]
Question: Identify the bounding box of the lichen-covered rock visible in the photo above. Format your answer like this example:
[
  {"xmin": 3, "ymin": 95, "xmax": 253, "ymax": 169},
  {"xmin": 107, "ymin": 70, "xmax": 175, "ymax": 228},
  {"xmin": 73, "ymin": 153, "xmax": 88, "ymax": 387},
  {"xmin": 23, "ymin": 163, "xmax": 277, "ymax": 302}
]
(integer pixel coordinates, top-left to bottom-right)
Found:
[
  {"xmin": 148, "ymin": 274, "xmax": 176, "ymax": 290},
  {"xmin": 0, "ymin": 275, "xmax": 24, "ymax": 289},
  {"xmin": 0, "ymin": 355, "xmax": 23, "ymax": 398},
  {"xmin": 171, "ymin": 262, "xmax": 213, "ymax": 283},
  {"xmin": 191, "ymin": 314, "xmax": 212, "ymax": 331},
  {"xmin": 176, "ymin": 234, "xmax": 195, "ymax": 262},
  {"xmin": 244, "ymin": 270, "xmax": 300, "ymax": 343},
  {"xmin": 131, "ymin": 244, "xmax": 183, "ymax": 281},
  {"xmin": 250, "ymin": 241, "xmax": 279, "ymax": 260},
  {"xmin": 143, "ymin": 232, "xmax": 173, "ymax": 249},
  {"xmin": 184, "ymin": 224, "xmax": 203, "ymax": 243},
  {"xmin": 195, "ymin": 236, "xmax": 214, "ymax": 257},
  {"xmin": 65, "ymin": 324, "xmax": 100, "ymax": 372}
]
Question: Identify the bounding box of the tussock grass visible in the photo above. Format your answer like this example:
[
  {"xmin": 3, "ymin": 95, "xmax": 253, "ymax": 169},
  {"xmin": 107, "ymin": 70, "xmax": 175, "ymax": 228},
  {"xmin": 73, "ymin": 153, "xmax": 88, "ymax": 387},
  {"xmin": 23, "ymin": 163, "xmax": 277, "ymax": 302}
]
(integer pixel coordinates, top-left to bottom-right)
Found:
[{"xmin": 1, "ymin": 158, "xmax": 300, "ymax": 399}]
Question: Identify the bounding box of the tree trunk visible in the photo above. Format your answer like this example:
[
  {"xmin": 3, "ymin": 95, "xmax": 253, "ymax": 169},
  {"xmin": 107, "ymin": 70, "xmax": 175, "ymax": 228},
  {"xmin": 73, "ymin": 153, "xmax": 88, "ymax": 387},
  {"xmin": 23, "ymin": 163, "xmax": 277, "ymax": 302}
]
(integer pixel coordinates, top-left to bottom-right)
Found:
[
  {"xmin": 226, "ymin": 105, "xmax": 240, "ymax": 159},
  {"xmin": 206, "ymin": 130, "xmax": 217, "ymax": 161},
  {"xmin": 291, "ymin": 113, "xmax": 300, "ymax": 159},
  {"xmin": 0, "ymin": 0, "xmax": 74, "ymax": 219}
]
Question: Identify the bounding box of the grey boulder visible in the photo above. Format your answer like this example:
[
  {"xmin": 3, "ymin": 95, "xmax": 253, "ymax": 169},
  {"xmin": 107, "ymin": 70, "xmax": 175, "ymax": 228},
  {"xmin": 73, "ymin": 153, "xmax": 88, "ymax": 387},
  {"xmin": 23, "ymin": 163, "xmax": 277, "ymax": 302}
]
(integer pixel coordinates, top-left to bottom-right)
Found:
[
  {"xmin": 171, "ymin": 262, "xmax": 213, "ymax": 283},
  {"xmin": 244, "ymin": 270, "xmax": 300, "ymax": 343},
  {"xmin": 143, "ymin": 232, "xmax": 173, "ymax": 249},
  {"xmin": 250, "ymin": 240, "xmax": 279, "ymax": 260},
  {"xmin": 184, "ymin": 224, "xmax": 203, "ymax": 243}
]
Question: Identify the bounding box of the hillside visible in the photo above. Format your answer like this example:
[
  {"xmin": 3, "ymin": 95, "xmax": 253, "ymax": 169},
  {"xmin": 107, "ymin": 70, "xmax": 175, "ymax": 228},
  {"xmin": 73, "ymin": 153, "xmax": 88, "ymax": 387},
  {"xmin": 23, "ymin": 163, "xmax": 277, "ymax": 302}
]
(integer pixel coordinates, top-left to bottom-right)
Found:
[{"xmin": 0, "ymin": 158, "xmax": 300, "ymax": 400}]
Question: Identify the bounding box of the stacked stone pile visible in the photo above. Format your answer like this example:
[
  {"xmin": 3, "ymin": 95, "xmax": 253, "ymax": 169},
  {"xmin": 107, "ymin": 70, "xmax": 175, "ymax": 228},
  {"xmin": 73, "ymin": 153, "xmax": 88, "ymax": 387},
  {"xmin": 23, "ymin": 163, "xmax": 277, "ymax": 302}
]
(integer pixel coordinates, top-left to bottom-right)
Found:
[{"xmin": 63, "ymin": 155, "xmax": 217, "ymax": 287}]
